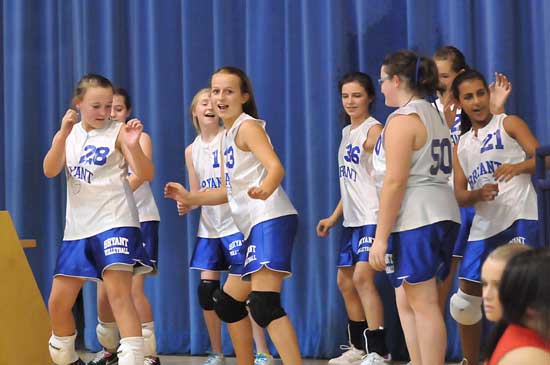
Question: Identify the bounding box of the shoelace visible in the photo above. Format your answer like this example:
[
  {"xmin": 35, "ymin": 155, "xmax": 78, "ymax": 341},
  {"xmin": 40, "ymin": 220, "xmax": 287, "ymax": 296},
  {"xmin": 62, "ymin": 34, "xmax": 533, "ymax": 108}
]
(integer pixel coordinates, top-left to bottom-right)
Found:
[
  {"xmin": 255, "ymin": 353, "xmax": 271, "ymax": 364},
  {"xmin": 144, "ymin": 356, "xmax": 159, "ymax": 365},
  {"xmin": 204, "ymin": 353, "xmax": 223, "ymax": 365},
  {"xmin": 92, "ymin": 350, "xmax": 111, "ymax": 362},
  {"xmin": 338, "ymin": 344, "xmax": 355, "ymax": 352}
]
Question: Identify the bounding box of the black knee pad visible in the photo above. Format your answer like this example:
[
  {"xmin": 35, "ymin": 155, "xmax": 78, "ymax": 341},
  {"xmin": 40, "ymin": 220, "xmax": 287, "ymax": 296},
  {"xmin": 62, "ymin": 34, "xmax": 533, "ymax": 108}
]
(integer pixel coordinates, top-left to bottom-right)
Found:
[
  {"xmin": 197, "ymin": 279, "xmax": 220, "ymax": 310},
  {"xmin": 247, "ymin": 291, "xmax": 286, "ymax": 328},
  {"xmin": 212, "ymin": 288, "xmax": 248, "ymax": 323}
]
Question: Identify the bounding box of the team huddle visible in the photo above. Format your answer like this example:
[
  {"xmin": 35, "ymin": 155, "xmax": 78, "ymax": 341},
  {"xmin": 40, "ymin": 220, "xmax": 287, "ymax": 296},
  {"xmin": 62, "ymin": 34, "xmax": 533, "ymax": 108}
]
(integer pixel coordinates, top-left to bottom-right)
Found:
[{"xmin": 43, "ymin": 47, "xmax": 549, "ymax": 365}]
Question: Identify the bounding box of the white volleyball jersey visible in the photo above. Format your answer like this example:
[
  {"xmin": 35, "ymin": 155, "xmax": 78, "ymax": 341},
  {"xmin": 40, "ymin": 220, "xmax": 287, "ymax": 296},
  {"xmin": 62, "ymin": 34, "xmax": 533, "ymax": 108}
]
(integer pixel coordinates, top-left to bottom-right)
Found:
[
  {"xmin": 373, "ymin": 99, "xmax": 460, "ymax": 232},
  {"xmin": 64, "ymin": 120, "xmax": 140, "ymax": 240},
  {"xmin": 191, "ymin": 131, "xmax": 240, "ymax": 238},
  {"xmin": 338, "ymin": 117, "xmax": 381, "ymax": 227},
  {"xmin": 223, "ymin": 113, "xmax": 297, "ymax": 239},
  {"xmin": 457, "ymin": 113, "xmax": 538, "ymax": 240},
  {"xmin": 129, "ymin": 170, "xmax": 160, "ymax": 222},
  {"xmin": 435, "ymin": 98, "xmax": 462, "ymax": 145}
]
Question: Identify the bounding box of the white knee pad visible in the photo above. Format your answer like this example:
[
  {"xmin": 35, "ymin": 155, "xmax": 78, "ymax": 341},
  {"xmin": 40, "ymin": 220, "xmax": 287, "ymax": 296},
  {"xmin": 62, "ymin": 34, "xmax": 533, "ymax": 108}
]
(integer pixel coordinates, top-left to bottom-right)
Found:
[
  {"xmin": 450, "ymin": 289, "xmax": 483, "ymax": 325},
  {"xmin": 142, "ymin": 321, "xmax": 157, "ymax": 356},
  {"xmin": 118, "ymin": 337, "xmax": 144, "ymax": 365},
  {"xmin": 96, "ymin": 320, "xmax": 120, "ymax": 352},
  {"xmin": 49, "ymin": 332, "xmax": 78, "ymax": 365}
]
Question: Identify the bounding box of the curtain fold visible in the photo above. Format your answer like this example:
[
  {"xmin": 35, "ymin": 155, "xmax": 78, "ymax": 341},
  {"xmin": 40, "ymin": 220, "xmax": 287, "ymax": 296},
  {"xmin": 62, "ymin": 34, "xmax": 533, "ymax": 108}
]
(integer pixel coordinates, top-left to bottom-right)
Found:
[{"xmin": 2, "ymin": 0, "xmax": 548, "ymax": 359}]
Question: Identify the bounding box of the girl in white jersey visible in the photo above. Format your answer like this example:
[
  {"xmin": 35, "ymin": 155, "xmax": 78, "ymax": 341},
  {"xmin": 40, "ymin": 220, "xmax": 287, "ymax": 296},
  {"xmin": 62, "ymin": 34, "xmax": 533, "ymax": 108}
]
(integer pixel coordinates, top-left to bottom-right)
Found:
[
  {"xmin": 433, "ymin": 47, "xmax": 512, "ymax": 365},
  {"xmin": 317, "ymin": 72, "xmax": 389, "ymax": 364},
  {"xmin": 449, "ymin": 69, "xmax": 541, "ymax": 365},
  {"xmin": 165, "ymin": 67, "xmax": 301, "ymax": 365},
  {"xmin": 369, "ymin": 51, "xmax": 461, "ymax": 365},
  {"xmin": 88, "ymin": 87, "xmax": 161, "ymax": 365},
  {"xmin": 43, "ymin": 74, "xmax": 154, "ymax": 365},
  {"xmin": 181, "ymin": 88, "xmax": 274, "ymax": 365}
]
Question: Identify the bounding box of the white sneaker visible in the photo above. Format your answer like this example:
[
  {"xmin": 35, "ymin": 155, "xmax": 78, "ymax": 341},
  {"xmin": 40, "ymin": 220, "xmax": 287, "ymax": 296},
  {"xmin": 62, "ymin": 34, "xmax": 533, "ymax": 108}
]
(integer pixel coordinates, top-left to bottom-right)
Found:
[
  {"xmin": 254, "ymin": 352, "xmax": 274, "ymax": 365},
  {"xmin": 203, "ymin": 352, "xmax": 225, "ymax": 365},
  {"xmin": 360, "ymin": 352, "xmax": 390, "ymax": 365},
  {"xmin": 328, "ymin": 345, "xmax": 366, "ymax": 364}
]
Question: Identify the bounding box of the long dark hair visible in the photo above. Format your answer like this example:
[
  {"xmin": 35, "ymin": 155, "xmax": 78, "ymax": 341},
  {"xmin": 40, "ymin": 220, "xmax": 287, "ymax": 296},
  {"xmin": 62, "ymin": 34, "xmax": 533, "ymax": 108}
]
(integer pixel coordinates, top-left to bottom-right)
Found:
[
  {"xmin": 483, "ymin": 248, "xmax": 550, "ymax": 360},
  {"xmin": 382, "ymin": 50, "xmax": 442, "ymax": 98},
  {"xmin": 451, "ymin": 69, "xmax": 489, "ymax": 136},
  {"xmin": 211, "ymin": 66, "xmax": 259, "ymax": 119},
  {"xmin": 338, "ymin": 72, "xmax": 376, "ymax": 125},
  {"xmin": 114, "ymin": 87, "xmax": 132, "ymax": 111}
]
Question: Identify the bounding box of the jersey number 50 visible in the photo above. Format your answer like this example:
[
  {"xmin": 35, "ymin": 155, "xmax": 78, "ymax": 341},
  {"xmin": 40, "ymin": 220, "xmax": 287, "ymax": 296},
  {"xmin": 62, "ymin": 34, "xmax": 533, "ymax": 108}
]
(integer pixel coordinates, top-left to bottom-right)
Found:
[{"xmin": 430, "ymin": 138, "xmax": 452, "ymax": 175}]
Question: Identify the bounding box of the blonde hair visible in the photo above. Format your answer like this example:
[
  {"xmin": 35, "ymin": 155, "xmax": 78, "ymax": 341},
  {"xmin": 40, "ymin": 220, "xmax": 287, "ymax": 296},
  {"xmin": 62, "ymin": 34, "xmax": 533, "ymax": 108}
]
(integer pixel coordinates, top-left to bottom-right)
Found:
[
  {"xmin": 188, "ymin": 88, "xmax": 211, "ymax": 133},
  {"xmin": 487, "ymin": 243, "xmax": 532, "ymax": 263}
]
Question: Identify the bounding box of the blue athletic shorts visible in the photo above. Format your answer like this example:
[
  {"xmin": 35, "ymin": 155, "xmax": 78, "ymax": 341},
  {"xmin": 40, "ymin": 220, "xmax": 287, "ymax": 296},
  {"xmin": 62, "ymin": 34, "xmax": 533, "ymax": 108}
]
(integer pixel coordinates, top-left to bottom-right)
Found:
[
  {"xmin": 140, "ymin": 220, "xmax": 159, "ymax": 272},
  {"xmin": 242, "ymin": 214, "xmax": 298, "ymax": 280},
  {"xmin": 459, "ymin": 219, "xmax": 540, "ymax": 283},
  {"xmin": 385, "ymin": 220, "xmax": 459, "ymax": 288},
  {"xmin": 190, "ymin": 232, "xmax": 246, "ymax": 275},
  {"xmin": 54, "ymin": 226, "xmax": 153, "ymax": 281},
  {"xmin": 337, "ymin": 224, "xmax": 377, "ymax": 267}
]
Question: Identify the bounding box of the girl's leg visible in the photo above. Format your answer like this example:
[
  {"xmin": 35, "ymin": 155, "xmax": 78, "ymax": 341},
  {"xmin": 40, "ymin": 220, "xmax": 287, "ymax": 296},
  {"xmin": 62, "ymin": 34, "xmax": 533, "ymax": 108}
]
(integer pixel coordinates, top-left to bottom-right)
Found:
[
  {"xmin": 353, "ymin": 262, "xmax": 387, "ymax": 356},
  {"xmin": 200, "ymin": 270, "xmax": 223, "ymax": 354},
  {"xmin": 222, "ymin": 275, "xmax": 254, "ymax": 365},
  {"xmin": 102, "ymin": 269, "xmax": 143, "ymax": 365},
  {"xmin": 48, "ymin": 276, "xmax": 85, "ymax": 365},
  {"xmin": 353, "ymin": 262, "xmax": 384, "ymax": 328},
  {"xmin": 131, "ymin": 275, "xmax": 158, "ymax": 358},
  {"xmin": 95, "ymin": 282, "xmax": 120, "ymax": 355},
  {"xmin": 456, "ymin": 280, "xmax": 483, "ymax": 365},
  {"xmin": 338, "ymin": 266, "xmax": 367, "ymax": 351},
  {"xmin": 438, "ymin": 256, "xmax": 461, "ymax": 311},
  {"xmin": 251, "ymin": 316, "xmax": 270, "ymax": 354},
  {"xmin": 250, "ymin": 267, "xmax": 301, "ymax": 365},
  {"xmin": 404, "ymin": 278, "xmax": 447, "ymax": 365},
  {"xmin": 395, "ymin": 285, "xmax": 422, "ymax": 365}
]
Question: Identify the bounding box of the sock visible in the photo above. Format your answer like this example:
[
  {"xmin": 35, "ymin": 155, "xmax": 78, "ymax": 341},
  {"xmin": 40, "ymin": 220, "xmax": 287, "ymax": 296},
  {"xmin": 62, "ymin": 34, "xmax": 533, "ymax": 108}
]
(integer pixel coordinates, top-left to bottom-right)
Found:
[{"xmin": 348, "ymin": 319, "xmax": 368, "ymax": 350}]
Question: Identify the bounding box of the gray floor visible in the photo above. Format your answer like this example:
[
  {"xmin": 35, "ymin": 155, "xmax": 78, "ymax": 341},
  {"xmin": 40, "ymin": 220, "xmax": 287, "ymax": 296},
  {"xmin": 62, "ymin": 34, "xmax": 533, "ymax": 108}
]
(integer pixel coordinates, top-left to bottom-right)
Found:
[{"xmin": 79, "ymin": 352, "xmax": 461, "ymax": 365}]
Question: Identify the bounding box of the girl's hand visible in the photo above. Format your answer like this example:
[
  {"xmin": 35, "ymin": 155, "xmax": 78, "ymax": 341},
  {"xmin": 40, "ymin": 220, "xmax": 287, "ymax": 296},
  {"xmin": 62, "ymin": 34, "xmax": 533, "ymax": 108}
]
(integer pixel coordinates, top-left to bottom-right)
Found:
[
  {"xmin": 442, "ymin": 92, "xmax": 458, "ymax": 127},
  {"xmin": 164, "ymin": 182, "xmax": 190, "ymax": 204},
  {"xmin": 477, "ymin": 183, "xmax": 499, "ymax": 201},
  {"xmin": 369, "ymin": 238, "xmax": 389, "ymax": 272},
  {"xmin": 316, "ymin": 217, "xmax": 336, "ymax": 237},
  {"xmin": 60, "ymin": 109, "xmax": 78, "ymax": 135},
  {"xmin": 489, "ymin": 72, "xmax": 512, "ymax": 114},
  {"xmin": 176, "ymin": 201, "xmax": 192, "ymax": 216},
  {"xmin": 248, "ymin": 186, "xmax": 271, "ymax": 200},
  {"xmin": 120, "ymin": 118, "xmax": 143, "ymax": 148},
  {"xmin": 494, "ymin": 163, "xmax": 522, "ymax": 182}
]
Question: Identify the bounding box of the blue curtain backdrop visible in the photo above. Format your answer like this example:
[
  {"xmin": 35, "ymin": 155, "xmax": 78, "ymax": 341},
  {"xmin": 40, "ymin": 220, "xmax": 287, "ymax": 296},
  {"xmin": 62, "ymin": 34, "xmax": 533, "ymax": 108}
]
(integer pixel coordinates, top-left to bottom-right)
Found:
[{"xmin": 2, "ymin": 0, "xmax": 549, "ymax": 360}]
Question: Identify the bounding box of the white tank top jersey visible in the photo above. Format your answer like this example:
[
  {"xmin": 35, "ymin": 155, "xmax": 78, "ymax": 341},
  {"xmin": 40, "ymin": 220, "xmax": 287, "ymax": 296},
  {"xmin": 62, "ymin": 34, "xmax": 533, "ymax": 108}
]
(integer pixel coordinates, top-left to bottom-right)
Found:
[
  {"xmin": 129, "ymin": 170, "xmax": 160, "ymax": 222},
  {"xmin": 191, "ymin": 131, "xmax": 240, "ymax": 238},
  {"xmin": 435, "ymin": 98, "xmax": 462, "ymax": 145},
  {"xmin": 338, "ymin": 117, "xmax": 382, "ymax": 227},
  {"xmin": 64, "ymin": 120, "xmax": 140, "ymax": 240},
  {"xmin": 373, "ymin": 99, "xmax": 461, "ymax": 232},
  {"xmin": 223, "ymin": 113, "xmax": 297, "ymax": 239},
  {"xmin": 457, "ymin": 113, "xmax": 538, "ymax": 241}
]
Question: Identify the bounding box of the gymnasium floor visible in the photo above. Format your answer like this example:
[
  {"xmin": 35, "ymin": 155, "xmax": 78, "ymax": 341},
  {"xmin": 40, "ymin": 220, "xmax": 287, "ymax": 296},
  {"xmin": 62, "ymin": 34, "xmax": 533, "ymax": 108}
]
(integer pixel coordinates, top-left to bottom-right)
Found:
[{"xmin": 79, "ymin": 352, "xmax": 462, "ymax": 365}]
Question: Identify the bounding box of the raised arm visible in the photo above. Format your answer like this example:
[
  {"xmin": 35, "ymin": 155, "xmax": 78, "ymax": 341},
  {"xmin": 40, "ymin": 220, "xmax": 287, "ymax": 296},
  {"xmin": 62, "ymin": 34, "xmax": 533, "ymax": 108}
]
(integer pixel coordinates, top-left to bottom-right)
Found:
[
  {"xmin": 43, "ymin": 109, "xmax": 78, "ymax": 178},
  {"xmin": 127, "ymin": 132, "xmax": 153, "ymax": 191},
  {"xmin": 118, "ymin": 118, "xmax": 154, "ymax": 182}
]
